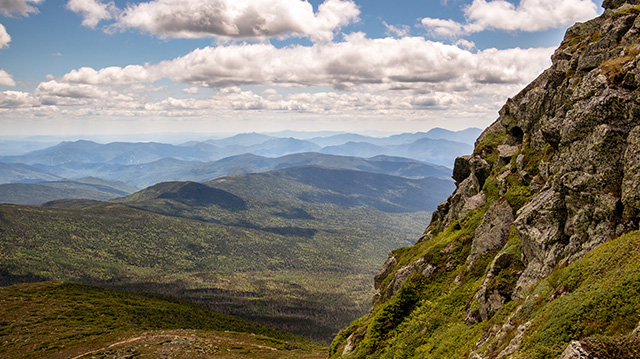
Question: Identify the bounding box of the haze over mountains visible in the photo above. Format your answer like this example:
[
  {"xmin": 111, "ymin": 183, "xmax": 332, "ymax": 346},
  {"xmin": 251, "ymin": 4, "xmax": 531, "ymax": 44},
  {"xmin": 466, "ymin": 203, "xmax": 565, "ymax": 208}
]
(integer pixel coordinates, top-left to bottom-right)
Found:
[{"xmin": 0, "ymin": 127, "xmax": 478, "ymax": 205}]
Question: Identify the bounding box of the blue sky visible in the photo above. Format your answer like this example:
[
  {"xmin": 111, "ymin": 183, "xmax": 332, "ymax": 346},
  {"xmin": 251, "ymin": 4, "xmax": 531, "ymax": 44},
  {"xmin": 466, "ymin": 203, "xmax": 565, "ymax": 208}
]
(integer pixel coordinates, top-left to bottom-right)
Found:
[{"xmin": 0, "ymin": 0, "xmax": 604, "ymax": 138}]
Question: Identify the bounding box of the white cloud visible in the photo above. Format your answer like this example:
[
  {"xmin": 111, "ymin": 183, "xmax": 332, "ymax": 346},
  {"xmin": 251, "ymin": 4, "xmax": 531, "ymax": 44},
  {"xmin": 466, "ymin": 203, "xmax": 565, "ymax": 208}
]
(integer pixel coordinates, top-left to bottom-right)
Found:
[
  {"xmin": 421, "ymin": 18, "xmax": 467, "ymax": 38},
  {"xmin": 66, "ymin": 0, "xmax": 118, "ymax": 29},
  {"xmin": 0, "ymin": 0, "xmax": 43, "ymax": 16},
  {"xmin": 422, "ymin": 0, "xmax": 599, "ymax": 37},
  {"xmin": 182, "ymin": 87, "xmax": 199, "ymax": 94},
  {"xmin": 0, "ymin": 69, "xmax": 16, "ymax": 86},
  {"xmin": 55, "ymin": 35, "xmax": 553, "ymax": 95},
  {"xmin": 0, "ymin": 90, "xmax": 38, "ymax": 107},
  {"xmin": 111, "ymin": 0, "xmax": 359, "ymax": 42},
  {"xmin": 384, "ymin": 22, "xmax": 411, "ymax": 38},
  {"xmin": 62, "ymin": 65, "xmax": 160, "ymax": 84},
  {"xmin": 2, "ymin": 33, "xmax": 556, "ymax": 132},
  {"xmin": 153, "ymin": 35, "xmax": 552, "ymax": 89},
  {"xmin": 0, "ymin": 23, "xmax": 11, "ymax": 49}
]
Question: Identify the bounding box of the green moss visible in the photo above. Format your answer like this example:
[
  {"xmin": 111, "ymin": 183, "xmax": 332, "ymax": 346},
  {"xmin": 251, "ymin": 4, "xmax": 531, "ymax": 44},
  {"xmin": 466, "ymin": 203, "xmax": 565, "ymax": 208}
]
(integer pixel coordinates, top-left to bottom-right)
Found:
[
  {"xmin": 517, "ymin": 231, "xmax": 640, "ymax": 358},
  {"xmin": 612, "ymin": 4, "xmax": 640, "ymax": 19},
  {"xmin": 475, "ymin": 131, "xmax": 506, "ymax": 166},
  {"xmin": 482, "ymin": 176, "xmax": 500, "ymax": 202},
  {"xmin": 504, "ymin": 184, "xmax": 531, "ymax": 212}
]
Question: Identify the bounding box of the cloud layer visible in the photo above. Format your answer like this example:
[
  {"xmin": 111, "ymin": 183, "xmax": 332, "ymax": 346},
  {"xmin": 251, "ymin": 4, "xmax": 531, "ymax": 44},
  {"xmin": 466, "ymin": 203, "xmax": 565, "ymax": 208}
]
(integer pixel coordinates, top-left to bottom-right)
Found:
[
  {"xmin": 2, "ymin": 33, "xmax": 554, "ymax": 130},
  {"xmin": 422, "ymin": 0, "xmax": 599, "ymax": 37},
  {"xmin": 61, "ymin": 35, "xmax": 553, "ymax": 90},
  {"xmin": 66, "ymin": 0, "xmax": 360, "ymax": 42}
]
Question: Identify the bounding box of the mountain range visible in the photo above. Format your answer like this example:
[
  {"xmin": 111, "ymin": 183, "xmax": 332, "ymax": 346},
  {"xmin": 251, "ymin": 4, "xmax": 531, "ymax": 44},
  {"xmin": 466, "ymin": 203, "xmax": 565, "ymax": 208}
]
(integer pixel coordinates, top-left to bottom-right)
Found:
[{"xmin": 0, "ymin": 129, "xmax": 474, "ymax": 205}]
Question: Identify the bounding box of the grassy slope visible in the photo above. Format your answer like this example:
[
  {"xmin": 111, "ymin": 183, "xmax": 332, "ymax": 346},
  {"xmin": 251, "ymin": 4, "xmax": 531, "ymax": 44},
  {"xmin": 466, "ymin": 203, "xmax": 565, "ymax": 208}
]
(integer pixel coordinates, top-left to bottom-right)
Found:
[
  {"xmin": 0, "ymin": 281, "xmax": 324, "ymax": 359},
  {"xmin": 329, "ymin": 131, "xmax": 640, "ymax": 358},
  {"xmin": 0, "ymin": 202, "xmax": 426, "ymax": 342}
]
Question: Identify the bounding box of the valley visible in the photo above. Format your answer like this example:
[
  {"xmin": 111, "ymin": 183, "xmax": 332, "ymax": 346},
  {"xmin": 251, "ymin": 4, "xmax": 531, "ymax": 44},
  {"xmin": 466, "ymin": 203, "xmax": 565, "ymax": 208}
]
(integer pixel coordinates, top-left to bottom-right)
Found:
[{"xmin": 0, "ymin": 129, "xmax": 468, "ymax": 351}]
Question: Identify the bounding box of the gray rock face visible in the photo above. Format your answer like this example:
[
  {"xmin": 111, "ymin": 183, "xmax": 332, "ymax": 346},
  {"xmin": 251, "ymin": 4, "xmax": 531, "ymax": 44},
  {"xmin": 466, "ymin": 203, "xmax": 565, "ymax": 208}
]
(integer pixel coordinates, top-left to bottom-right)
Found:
[
  {"xmin": 558, "ymin": 341, "xmax": 598, "ymax": 359},
  {"xmin": 603, "ymin": 0, "xmax": 640, "ymax": 10},
  {"xmin": 386, "ymin": 257, "xmax": 435, "ymax": 298},
  {"xmin": 417, "ymin": 3, "xmax": 640, "ymax": 315},
  {"xmin": 467, "ymin": 200, "xmax": 514, "ymax": 266}
]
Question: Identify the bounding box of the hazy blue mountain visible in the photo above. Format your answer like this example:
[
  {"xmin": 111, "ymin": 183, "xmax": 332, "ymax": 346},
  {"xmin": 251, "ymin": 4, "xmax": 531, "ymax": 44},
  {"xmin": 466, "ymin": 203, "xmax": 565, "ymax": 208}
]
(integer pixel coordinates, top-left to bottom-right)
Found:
[
  {"xmin": 320, "ymin": 141, "xmax": 387, "ymax": 158},
  {"xmin": 377, "ymin": 127, "xmax": 482, "ymax": 146},
  {"xmin": 31, "ymin": 152, "xmax": 451, "ymax": 189},
  {"xmin": 307, "ymin": 133, "xmax": 375, "ymax": 147},
  {"xmin": 0, "ymin": 140, "xmax": 58, "ymax": 156},
  {"xmin": 0, "ymin": 162, "xmax": 63, "ymax": 183},
  {"xmin": 246, "ymin": 137, "xmax": 321, "ymax": 157},
  {"xmin": 0, "ymin": 177, "xmax": 136, "ymax": 205},
  {"xmin": 0, "ymin": 140, "xmax": 214, "ymax": 166},
  {"xmin": 320, "ymin": 138, "xmax": 473, "ymax": 166},
  {"xmin": 206, "ymin": 166, "xmax": 455, "ymax": 213},
  {"xmin": 422, "ymin": 127, "xmax": 482, "ymax": 144},
  {"xmin": 203, "ymin": 132, "xmax": 276, "ymax": 147},
  {"xmin": 388, "ymin": 137, "xmax": 474, "ymax": 166}
]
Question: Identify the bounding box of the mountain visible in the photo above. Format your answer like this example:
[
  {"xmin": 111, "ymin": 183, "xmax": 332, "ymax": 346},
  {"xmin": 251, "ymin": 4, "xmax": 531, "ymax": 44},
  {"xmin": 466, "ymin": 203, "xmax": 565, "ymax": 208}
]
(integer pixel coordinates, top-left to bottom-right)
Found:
[
  {"xmin": 204, "ymin": 132, "xmax": 276, "ymax": 147},
  {"xmin": 374, "ymin": 127, "xmax": 482, "ymax": 146},
  {"xmin": 0, "ymin": 161, "xmax": 63, "ymax": 183},
  {"xmin": 307, "ymin": 133, "xmax": 376, "ymax": 147},
  {"xmin": 0, "ymin": 177, "xmax": 137, "ymax": 205},
  {"xmin": 0, "ymin": 281, "xmax": 322, "ymax": 359},
  {"xmin": 0, "ymin": 140, "xmax": 214, "ymax": 166},
  {"xmin": 30, "ymin": 152, "xmax": 451, "ymax": 189},
  {"xmin": 246, "ymin": 137, "xmax": 321, "ymax": 157},
  {"xmin": 119, "ymin": 181, "xmax": 247, "ymax": 210},
  {"xmin": 206, "ymin": 166, "xmax": 455, "ymax": 213},
  {"xmin": 320, "ymin": 138, "xmax": 473, "ymax": 166},
  {"xmin": 330, "ymin": 2, "xmax": 640, "ymax": 358}
]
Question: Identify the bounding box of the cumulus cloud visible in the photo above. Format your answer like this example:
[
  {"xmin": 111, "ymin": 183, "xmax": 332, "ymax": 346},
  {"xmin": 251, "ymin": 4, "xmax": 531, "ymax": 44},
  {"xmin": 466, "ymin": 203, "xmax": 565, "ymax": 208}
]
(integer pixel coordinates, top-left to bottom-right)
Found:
[
  {"xmin": 55, "ymin": 35, "xmax": 553, "ymax": 94},
  {"xmin": 0, "ymin": 90, "xmax": 38, "ymax": 107},
  {"xmin": 422, "ymin": 0, "xmax": 599, "ymax": 37},
  {"xmin": 153, "ymin": 35, "xmax": 553, "ymax": 89},
  {"xmin": 62, "ymin": 65, "xmax": 161, "ymax": 84},
  {"xmin": 0, "ymin": 24, "xmax": 11, "ymax": 49},
  {"xmin": 0, "ymin": 0, "xmax": 43, "ymax": 16},
  {"xmin": 0, "ymin": 69, "xmax": 16, "ymax": 86},
  {"xmin": 111, "ymin": 0, "xmax": 359, "ymax": 42},
  {"xmin": 66, "ymin": 0, "xmax": 118, "ymax": 28}
]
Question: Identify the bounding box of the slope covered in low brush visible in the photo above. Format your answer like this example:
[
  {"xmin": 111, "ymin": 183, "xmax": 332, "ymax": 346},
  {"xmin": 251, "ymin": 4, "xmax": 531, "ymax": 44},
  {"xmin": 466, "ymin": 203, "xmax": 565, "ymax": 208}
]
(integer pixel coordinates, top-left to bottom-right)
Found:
[
  {"xmin": 330, "ymin": 1, "xmax": 640, "ymax": 357},
  {"xmin": 0, "ymin": 195, "xmax": 425, "ymax": 342},
  {"xmin": 0, "ymin": 281, "xmax": 324, "ymax": 359}
]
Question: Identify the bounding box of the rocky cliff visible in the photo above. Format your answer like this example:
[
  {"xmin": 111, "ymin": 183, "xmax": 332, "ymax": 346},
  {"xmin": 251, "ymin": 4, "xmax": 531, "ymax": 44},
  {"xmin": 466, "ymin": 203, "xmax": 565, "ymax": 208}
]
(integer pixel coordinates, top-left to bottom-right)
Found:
[{"xmin": 330, "ymin": 1, "xmax": 640, "ymax": 358}]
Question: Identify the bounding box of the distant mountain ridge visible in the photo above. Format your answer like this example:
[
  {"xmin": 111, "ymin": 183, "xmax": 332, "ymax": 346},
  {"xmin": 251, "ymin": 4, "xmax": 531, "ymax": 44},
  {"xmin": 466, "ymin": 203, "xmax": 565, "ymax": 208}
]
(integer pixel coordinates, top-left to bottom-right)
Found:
[
  {"xmin": 0, "ymin": 128, "xmax": 476, "ymax": 204},
  {"xmin": 1, "ymin": 127, "xmax": 481, "ymax": 168},
  {"xmin": 0, "ymin": 177, "xmax": 137, "ymax": 205}
]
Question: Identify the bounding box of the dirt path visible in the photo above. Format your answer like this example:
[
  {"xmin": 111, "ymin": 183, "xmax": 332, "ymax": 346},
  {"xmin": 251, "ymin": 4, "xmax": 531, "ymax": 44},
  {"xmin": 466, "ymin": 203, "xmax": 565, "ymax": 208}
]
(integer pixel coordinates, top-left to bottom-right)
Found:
[
  {"xmin": 68, "ymin": 332, "xmax": 280, "ymax": 358},
  {"xmin": 70, "ymin": 336, "xmax": 144, "ymax": 359}
]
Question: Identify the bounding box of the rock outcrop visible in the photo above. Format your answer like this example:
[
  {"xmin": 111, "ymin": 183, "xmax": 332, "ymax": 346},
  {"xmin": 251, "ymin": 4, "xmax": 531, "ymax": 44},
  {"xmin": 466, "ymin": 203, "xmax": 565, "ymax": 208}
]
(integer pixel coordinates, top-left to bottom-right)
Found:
[
  {"xmin": 330, "ymin": 1, "xmax": 640, "ymax": 358},
  {"xmin": 423, "ymin": 0, "xmax": 640, "ymax": 299}
]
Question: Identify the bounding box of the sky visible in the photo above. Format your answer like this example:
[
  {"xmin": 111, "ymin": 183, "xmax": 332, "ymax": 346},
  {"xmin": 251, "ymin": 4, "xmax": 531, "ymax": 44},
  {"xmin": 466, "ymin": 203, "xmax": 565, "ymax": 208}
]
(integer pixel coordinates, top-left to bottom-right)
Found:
[{"xmin": 0, "ymin": 0, "xmax": 605, "ymax": 138}]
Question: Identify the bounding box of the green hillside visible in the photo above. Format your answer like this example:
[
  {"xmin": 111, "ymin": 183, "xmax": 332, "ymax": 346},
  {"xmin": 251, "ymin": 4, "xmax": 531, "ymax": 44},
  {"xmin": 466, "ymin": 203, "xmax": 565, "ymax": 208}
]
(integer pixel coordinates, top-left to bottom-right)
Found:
[
  {"xmin": 0, "ymin": 200, "xmax": 426, "ymax": 342},
  {"xmin": 0, "ymin": 177, "xmax": 137, "ymax": 205},
  {"xmin": 330, "ymin": 229, "xmax": 640, "ymax": 358},
  {"xmin": 0, "ymin": 281, "xmax": 324, "ymax": 359},
  {"xmin": 205, "ymin": 166, "xmax": 454, "ymax": 213}
]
